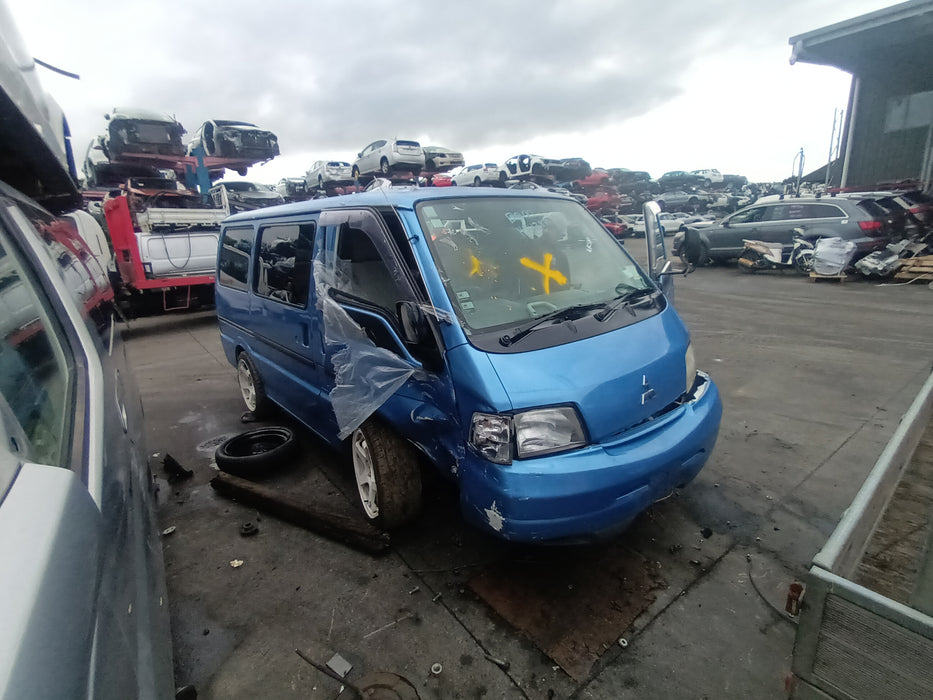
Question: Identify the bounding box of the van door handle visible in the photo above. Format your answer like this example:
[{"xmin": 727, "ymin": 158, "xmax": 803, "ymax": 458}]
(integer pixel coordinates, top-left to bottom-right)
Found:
[{"xmin": 298, "ymin": 322, "xmax": 310, "ymax": 347}]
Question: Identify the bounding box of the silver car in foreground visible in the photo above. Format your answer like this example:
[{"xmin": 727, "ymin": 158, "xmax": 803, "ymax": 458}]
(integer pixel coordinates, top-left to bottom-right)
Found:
[{"xmin": 0, "ymin": 3, "xmax": 175, "ymax": 696}]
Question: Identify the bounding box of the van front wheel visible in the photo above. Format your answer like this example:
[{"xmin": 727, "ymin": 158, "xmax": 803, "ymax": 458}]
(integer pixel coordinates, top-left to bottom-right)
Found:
[
  {"xmin": 237, "ymin": 352, "xmax": 272, "ymax": 418},
  {"xmin": 351, "ymin": 420, "xmax": 421, "ymax": 529}
]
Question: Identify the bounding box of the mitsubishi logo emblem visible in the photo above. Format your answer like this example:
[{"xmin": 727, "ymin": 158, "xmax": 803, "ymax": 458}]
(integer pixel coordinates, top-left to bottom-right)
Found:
[{"xmin": 641, "ymin": 375, "xmax": 656, "ymax": 405}]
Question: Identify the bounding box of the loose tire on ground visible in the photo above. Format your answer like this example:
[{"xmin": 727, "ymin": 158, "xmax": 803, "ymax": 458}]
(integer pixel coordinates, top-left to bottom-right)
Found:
[
  {"xmin": 215, "ymin": 426, "xmax": 297, "ymax": 478},
  {"xmin": 350, "ymin": 419, "xmax": 422, "ymax": 529},
  {"xmin": 237, "ymin": 351, "xmax": 273, "ymax": 418}
]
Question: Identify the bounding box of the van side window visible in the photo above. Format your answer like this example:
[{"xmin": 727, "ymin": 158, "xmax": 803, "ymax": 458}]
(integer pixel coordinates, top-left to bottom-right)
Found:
[
  {"xmin": 218, "ymin": 226, "xmax": 254, "ymax": 290},
  {"xmin": 255, "ymin": 223, "xmax": 314, "ymax": 307},
  {"xmin": 334, "ymin": 224, "xmax": 407, "ymax": 313}
]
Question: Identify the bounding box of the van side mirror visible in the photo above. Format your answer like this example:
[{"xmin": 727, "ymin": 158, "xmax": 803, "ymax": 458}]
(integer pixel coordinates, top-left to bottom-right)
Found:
[
  {"xmin": 397, "ymin": 300, "xmax": 445, "ymax": 371},
  {"xmin": 397, "ymin": 300, "xmax": 432, "ymax": 345}
]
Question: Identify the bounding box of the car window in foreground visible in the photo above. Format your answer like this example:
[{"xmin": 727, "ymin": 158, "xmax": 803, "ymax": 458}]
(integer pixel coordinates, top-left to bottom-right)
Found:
[{"xmin": 0, "ymin": 225, "xmax": 72, "ymax": 468}]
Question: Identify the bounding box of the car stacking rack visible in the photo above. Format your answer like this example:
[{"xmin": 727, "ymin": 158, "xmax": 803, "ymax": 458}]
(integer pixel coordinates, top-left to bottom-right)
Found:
[{"xmin": 791, "ymin": 370, "xmax": 933, "ymax": 699}]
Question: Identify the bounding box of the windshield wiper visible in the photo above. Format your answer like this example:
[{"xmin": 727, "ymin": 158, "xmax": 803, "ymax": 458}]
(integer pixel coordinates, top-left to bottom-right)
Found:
[
  {"xmin": 594, "ymin": 287, "xmax": 658, "ymax": 322},
  {"xmin": 499, "ymin": 302, "xmax": 606, "ymax": 346}
]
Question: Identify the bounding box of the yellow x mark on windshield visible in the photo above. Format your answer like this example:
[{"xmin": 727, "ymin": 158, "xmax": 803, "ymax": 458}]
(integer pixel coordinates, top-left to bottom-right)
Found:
[{"xmin": 520, "ymin": 253, "xmax": 567, "ymax": 295}]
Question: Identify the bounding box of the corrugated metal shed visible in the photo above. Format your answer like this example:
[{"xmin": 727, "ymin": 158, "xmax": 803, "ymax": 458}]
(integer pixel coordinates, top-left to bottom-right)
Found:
[{"xmin": 789, "ymin": 0, "xmax": 933, "ymax": 190}]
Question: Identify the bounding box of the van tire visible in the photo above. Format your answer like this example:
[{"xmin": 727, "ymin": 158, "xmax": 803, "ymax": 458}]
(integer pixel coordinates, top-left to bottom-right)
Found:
[
  {"xmin": 237, "ymin": 352, "xmax": 272, "ymax": 418},
  {"xmin": 350, "ymin": 419, "xmax": 421, "ymax": 529},
  {"xmin": 215, "ymin": 427, "xmax": 296, "ymax": 478}
]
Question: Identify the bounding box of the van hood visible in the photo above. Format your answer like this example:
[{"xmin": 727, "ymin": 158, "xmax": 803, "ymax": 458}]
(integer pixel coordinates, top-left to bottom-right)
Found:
[{"xmin": 484, "ymin": 309, "xmax": 690, "ymax": 443}]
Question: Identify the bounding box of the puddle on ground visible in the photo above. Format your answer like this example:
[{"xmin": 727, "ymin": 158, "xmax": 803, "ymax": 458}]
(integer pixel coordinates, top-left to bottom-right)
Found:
[{"xmin": 196, "ymin": 433, "xmax": 238, "ymax": 454}]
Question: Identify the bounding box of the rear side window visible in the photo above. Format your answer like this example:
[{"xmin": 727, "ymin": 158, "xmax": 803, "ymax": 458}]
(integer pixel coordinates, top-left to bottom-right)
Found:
[
  {"xmin": 856, "ymin": 199, "xmax": 889, "ymax": 219},
  {"xmin": 762, "ymin": 205, "xmax": 791, "ymax": 221},
  {"xmin": 782, "ymin": 203, "xmax": 845, "ymax": 219},
  {"xmin": 218, "ymin": 226, "xmax": 254, "ymax": 290},
  {"xmin": 805, "ymin": 204, "xmax": 846, "ymax": 219},
  {"xmin": 255, "ymin": 223, "xmax": 314, "ymax": 307}
]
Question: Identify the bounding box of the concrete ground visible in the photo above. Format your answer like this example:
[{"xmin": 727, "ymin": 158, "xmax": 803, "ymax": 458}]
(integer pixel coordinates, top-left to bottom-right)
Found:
[{"xmin": 125, "ymin": 239, "xmax": 933, "ymax": 699}]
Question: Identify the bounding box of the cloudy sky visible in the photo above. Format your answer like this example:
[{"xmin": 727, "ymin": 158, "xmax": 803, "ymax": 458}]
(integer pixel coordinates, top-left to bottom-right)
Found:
[{"xmin": 10, "ymin": 0, "xmax": 900, "ymax": 185}]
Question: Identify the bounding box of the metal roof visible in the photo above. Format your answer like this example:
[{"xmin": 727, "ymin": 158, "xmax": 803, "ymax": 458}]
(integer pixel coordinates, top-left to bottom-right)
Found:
[{"xmin": 789, "ymin": 0, "xmax": 933, "ymax": 78}]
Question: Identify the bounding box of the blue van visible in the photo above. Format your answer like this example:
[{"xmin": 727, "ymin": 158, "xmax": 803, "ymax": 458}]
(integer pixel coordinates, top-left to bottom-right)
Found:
[{"xmin": 215, "ymin": 188, "xmax": 721, "ymax": 542}]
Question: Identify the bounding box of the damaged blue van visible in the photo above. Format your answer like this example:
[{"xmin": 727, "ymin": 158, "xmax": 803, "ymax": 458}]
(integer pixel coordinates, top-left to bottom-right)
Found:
[{"xmin": 215, "ymin": 188, "xmax": 721, "ymax": 542}]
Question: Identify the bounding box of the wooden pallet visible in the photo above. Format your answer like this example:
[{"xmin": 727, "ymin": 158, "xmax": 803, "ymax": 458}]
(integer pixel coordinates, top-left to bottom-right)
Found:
[
  {"xmin": 810, "ymin": 271, "xmax": 858, "ymax": 283},
  {"xmin": 894, "ymin": 255, "xmax": 933, "ymax": 281}
]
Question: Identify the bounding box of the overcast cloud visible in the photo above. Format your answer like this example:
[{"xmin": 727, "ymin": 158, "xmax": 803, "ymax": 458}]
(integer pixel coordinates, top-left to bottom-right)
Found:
[{"xmin": 10, "ymin": 0, "xmax": 900, "ymax": 183}]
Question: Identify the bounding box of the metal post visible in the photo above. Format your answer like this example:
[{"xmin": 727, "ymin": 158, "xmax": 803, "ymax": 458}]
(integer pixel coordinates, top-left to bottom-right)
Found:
[
  {"xmin": 792, "ymin": 148, "xmax": 805, "ymax": 196},
  {"xmin": 825, "ymin": 109, "xmax": 838, "ymax": 189},
  {"xmin": 920, "ymin": 122, "xmax": 933, "ymax": 193},
  {"xmin": 840, "ymin": 78, "xmax": 860, "ymax": 189}
]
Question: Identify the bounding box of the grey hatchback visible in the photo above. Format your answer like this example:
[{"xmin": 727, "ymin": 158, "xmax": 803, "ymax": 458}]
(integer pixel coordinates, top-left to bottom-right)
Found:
[{"xmin": 682, "ymin": 195, "xmax": 892, "ymax": 263}]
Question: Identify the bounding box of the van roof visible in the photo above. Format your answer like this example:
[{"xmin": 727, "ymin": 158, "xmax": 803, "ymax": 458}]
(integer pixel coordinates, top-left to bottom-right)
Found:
[{"xmin": 223, "ymin": 186, "xmax": 579, "ymax": 224}]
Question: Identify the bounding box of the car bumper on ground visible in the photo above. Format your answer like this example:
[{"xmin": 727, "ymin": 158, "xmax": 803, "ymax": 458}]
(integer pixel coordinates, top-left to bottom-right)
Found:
[{"xmin": 458, "ymin": 373, "xmax": 722, "ymax": 542}]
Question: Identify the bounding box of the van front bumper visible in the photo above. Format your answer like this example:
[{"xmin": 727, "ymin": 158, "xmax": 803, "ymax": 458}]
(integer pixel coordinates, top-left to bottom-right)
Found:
[{"xmin": 458, "ymin": 374, "xmax": 722, "ymax": 543}]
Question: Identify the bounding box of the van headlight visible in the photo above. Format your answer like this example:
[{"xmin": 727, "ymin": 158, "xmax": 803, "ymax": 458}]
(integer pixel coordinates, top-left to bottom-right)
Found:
[
  {"xmin": 514, "ymin": 407, "xmax": 586, "ymax": 459},
  {"xmin": 470, "ymin": 407, "xmax": 587, "ymax": 465},
  {"xmin": 685, "ymin": 342, "xmax": 697, "ymax": 393},
  {"xmin": 469, "ymin": 413, "xmax": 512, "ymax": 464}
]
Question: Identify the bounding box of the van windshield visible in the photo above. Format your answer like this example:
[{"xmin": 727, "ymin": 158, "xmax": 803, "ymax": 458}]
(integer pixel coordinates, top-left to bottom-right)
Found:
[{"xmin": 417, "ymin": 196, "xmax": 652, "ymax": 335}]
